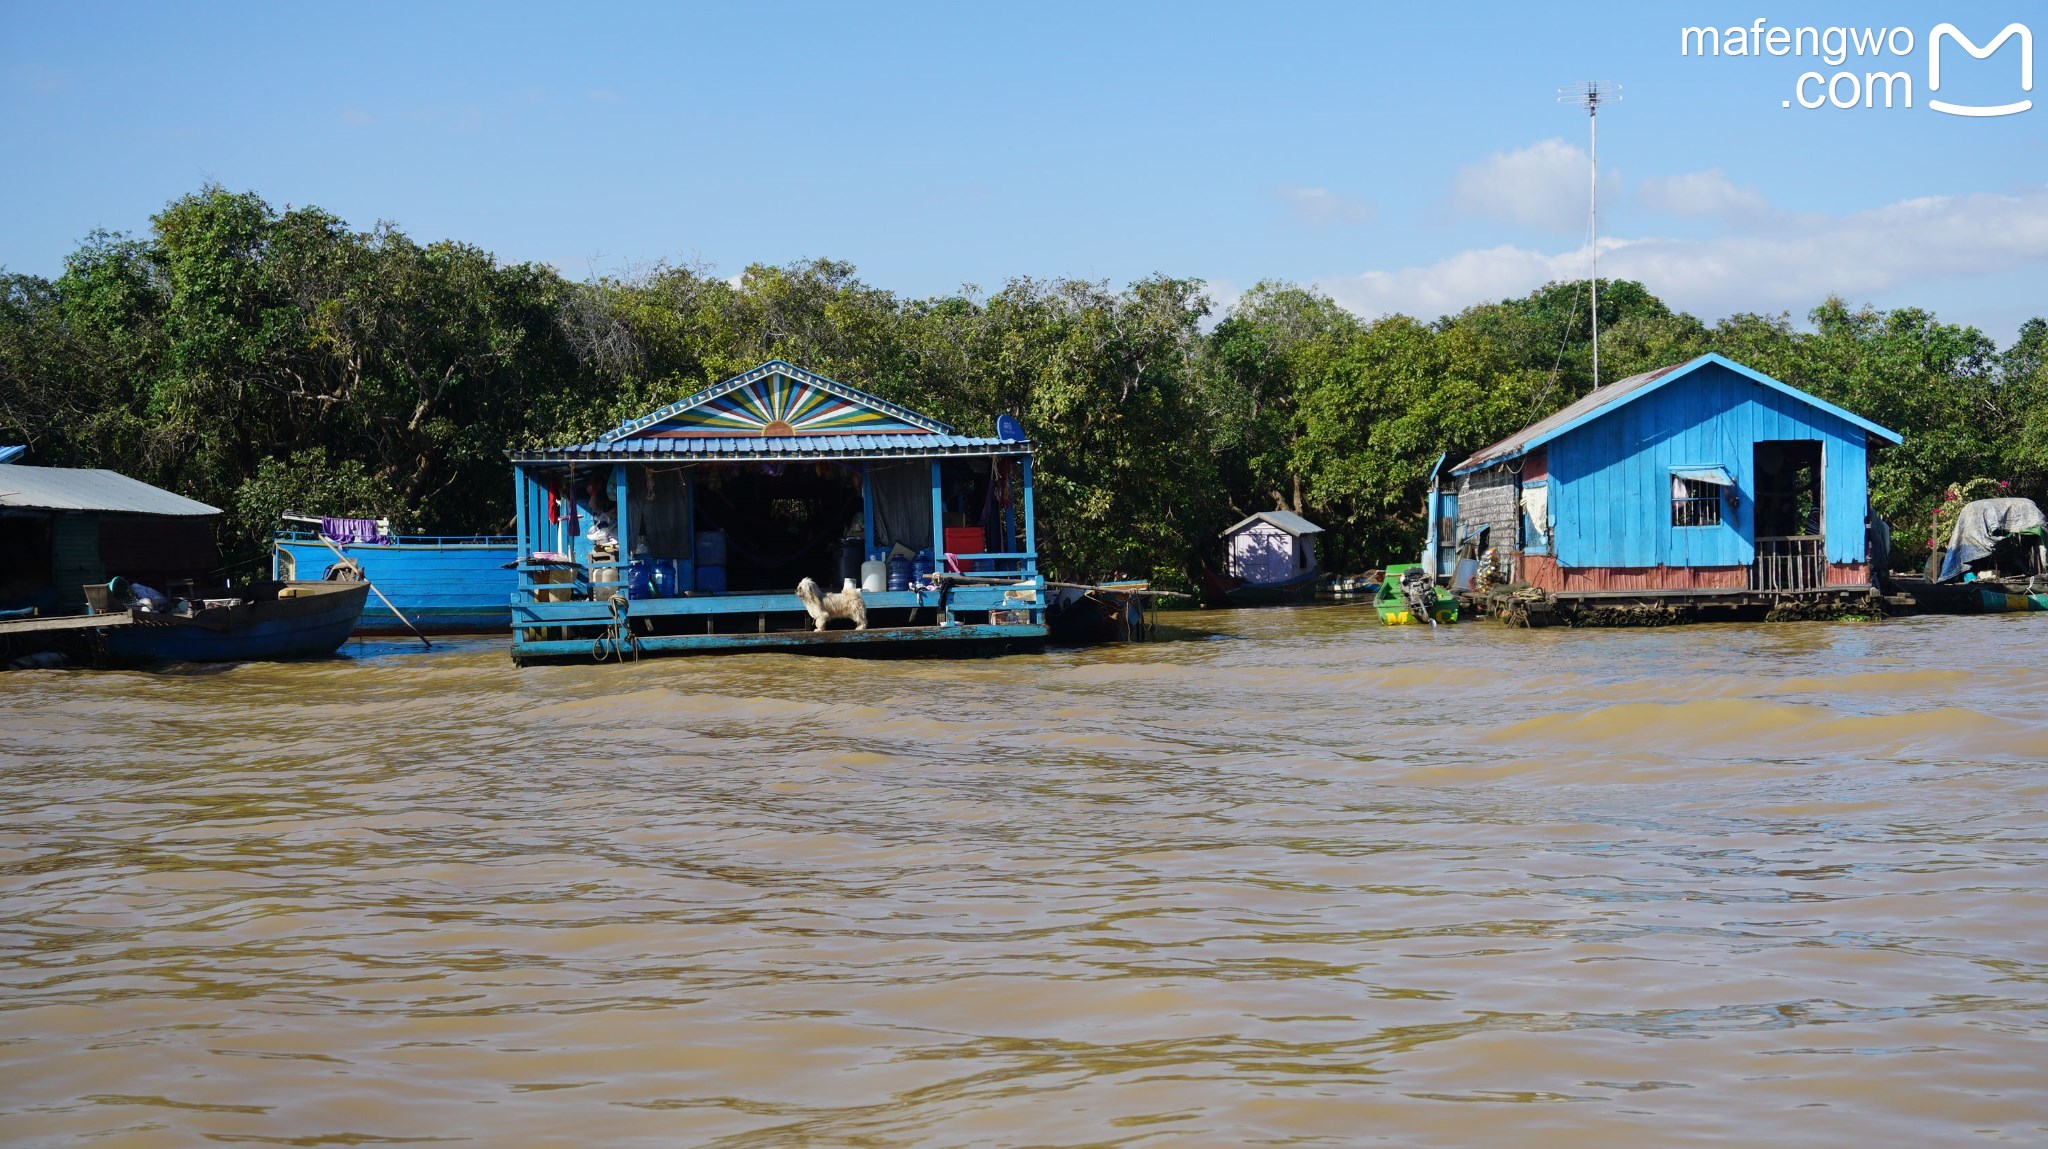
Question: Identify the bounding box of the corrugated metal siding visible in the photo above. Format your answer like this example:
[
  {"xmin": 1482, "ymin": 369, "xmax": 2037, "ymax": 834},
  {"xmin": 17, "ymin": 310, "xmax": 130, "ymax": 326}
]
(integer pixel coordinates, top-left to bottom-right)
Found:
[
  {"xmin": 1457, "ymin": 465, "xmax": 1519, "ymax": 547},
  {"xmin": 1548, "ymin": 361, "xmax": 1871, "ymax": 569},
  {"xmin": 1519, "ymin": 558, "xmax": 1873, "ymax": 592},
  {"xmin": 1520, "ymin": 556, "xmax": 1748, "ymax": 592},
  {"xmin": 52, "ymin": 513, "xmax": 102, "ymax": 607}
]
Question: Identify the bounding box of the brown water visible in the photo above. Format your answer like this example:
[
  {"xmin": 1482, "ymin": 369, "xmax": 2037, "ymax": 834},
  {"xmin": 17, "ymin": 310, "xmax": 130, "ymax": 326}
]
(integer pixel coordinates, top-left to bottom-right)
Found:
[{"xmin": 3, "ymin": 608, "xmax": 2046, "ymax": 1147}]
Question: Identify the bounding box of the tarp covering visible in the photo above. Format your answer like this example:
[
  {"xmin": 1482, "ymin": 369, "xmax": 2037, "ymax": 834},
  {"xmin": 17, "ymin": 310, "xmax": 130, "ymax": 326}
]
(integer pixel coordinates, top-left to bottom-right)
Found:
[
  {"xmin": 1940, "ymin": 497, "xmax": 2048, "ymax": 582},
  {"xmin": 1520, "ymin": 482, "xmax": 1550, "ymax": 542}
]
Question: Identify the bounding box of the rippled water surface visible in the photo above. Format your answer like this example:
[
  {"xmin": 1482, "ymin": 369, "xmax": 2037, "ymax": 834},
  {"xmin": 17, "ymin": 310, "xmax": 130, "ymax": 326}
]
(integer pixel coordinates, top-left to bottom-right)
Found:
[{"xmin": 3, "ymin": 608, "xmax": 2047, "ymax": 1146}]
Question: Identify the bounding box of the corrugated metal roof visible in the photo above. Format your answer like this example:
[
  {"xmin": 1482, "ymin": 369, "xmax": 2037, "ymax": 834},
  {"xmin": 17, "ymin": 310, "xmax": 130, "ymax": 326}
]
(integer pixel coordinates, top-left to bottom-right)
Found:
[
  {"xmin": 0, "ymin": 445, "xmax": 24, "ymax": 464},
  {"xmin": 510, "ymin": 433, "xmax": 1029, "ymax": 463},
  {"xmin": 1222, "ymin": 510, "xmax": 1323, "ymax": 537},
  {"xmin": 1453, "ymin": 354, "xmax": 1902, "ymax": 475},
  {"xmin": 1457, "ymin": 361, "xmax": 1690, "ymax": 473},
  {"xmin": 0, "ymin": 465, "xmax": 220, "ymax": 516}
]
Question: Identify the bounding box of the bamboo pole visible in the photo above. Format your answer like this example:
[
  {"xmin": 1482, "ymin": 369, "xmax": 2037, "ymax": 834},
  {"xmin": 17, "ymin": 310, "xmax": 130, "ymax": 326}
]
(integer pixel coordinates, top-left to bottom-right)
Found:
[{"xmin": 283, "ymin": 515, "xmax": 432, "ymax": 650}]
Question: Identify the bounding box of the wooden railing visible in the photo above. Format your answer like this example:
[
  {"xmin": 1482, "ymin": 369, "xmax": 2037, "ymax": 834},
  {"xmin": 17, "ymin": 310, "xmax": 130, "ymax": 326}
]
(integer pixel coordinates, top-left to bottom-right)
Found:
[{"xmin": 1754, "ymin": 535, "xmax": 1826, "ymax": 591}]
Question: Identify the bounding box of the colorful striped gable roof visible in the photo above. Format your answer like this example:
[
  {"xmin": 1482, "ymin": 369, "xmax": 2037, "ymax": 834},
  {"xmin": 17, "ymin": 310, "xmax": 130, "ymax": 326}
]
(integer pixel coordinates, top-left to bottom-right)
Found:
[{"xmin": 600, "ymin": 361, "xmax": 951, "ymax": 444}]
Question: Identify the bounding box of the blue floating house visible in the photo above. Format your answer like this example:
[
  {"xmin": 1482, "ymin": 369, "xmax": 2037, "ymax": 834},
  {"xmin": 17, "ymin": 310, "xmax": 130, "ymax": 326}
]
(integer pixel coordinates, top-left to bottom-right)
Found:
[
  {"xmin": 273, "ymin": 524, "xmax": 518, "ymax": 635},
  {"xmin": 505, "ymin": 361, "xmax": 1045, "ymax": 662},
  {"xmin": 1430, "ymin": 353, "xmax": 1903, "ymax": 601}
]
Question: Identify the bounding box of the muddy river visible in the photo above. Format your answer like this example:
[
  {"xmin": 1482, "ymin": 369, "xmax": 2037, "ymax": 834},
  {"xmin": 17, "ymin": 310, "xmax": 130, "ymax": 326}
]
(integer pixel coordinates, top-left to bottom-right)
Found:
[{"xmin": 2, "ymin": 608, "xmax": 2045, "ymax": 1145}]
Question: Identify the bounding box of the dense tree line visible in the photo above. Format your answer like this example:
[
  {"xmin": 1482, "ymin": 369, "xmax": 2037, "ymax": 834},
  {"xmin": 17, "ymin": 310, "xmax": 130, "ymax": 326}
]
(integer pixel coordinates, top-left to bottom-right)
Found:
[{"xmin": 4, "ymin": 186, "xmax": 2044, "ymax": 586}]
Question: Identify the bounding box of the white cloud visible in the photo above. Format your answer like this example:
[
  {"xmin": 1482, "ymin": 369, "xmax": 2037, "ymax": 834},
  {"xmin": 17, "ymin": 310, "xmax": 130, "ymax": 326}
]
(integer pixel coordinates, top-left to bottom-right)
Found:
[
  {"xmin": 1451, "ymin": 138, "xmax": 1620, "ymax": 232},
  {"xmin": 1319, "ymin": 186, "xmax": 2048, "ymax": 323},
  {"xmin": 1273, "ymin": 184, "xmax": 1374, "ymax": 227},
  {"xmin": 1637, "ymin": 169, "xmax": 1770, "ymax": 220}
]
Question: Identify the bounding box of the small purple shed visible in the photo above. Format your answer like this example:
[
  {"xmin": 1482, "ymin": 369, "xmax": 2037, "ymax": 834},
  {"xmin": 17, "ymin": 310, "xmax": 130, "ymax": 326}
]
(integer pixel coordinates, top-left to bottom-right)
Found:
[{"xmin": 1223, "ymin": 511, "xmax": 1322, "ymax": 584}]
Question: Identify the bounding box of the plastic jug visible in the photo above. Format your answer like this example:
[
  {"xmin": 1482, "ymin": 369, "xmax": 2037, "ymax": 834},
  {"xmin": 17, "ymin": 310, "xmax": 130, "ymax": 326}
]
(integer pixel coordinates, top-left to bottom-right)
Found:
[
  {"xmin": 649, "ymin": 559, "xmax": 678, "ymax": 598},
  {"xmin": 861, "ymin": 560, "xmax": 888, "ymax": 593}
]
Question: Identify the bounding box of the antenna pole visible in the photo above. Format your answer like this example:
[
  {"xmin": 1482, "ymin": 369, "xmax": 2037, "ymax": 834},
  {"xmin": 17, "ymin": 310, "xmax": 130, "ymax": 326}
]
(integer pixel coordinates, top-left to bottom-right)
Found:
[
  {"xmin": 1589, "ymin": 96, "xmax": 1598, "ymax": 389},
  {"xmin": 1560, "ymin": 81, "xmax": 1618, "ymax": 388}
]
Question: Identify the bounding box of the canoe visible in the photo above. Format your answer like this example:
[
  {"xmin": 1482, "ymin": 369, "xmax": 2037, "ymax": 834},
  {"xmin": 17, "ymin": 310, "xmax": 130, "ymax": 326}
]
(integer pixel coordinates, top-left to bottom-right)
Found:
[
  {"xmin": 274, "ymin": 530, "xmax": 516, "ymax": 634},
  {"xmin": 1374, "ymin": 564, "xmax": 1458, "ymax": 625},
  {"xmin": 1324, "ymin": 573, "xmax": 1380, "ymax": 597},
  {"xmin": 1199, "ymin": 567, "xmax": 1320, "ymax": 608},
  {"xmin": 98, "ymin": 581, "xmax": 370, "ymax": 663}
]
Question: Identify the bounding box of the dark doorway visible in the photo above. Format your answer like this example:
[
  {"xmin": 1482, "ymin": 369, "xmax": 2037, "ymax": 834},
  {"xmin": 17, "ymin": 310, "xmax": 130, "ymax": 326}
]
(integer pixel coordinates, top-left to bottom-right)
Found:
[
  {"xmin": 693, "ymin": 466, "xmax": 863, "ymax": 592},
  {"xmin": 1752, "ymin": 440, "xmax": 1825, "ymax": 590},
  {"xmin": 1753, "ymin": 441, "xmax": 1823, "ymax": 536}
]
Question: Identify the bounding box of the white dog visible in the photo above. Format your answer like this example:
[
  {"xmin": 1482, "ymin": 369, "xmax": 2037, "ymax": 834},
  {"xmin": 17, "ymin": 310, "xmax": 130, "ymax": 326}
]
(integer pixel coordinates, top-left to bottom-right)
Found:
[{"xmin": 796, "ymin": 576, "xmax": 868, "ymax": 631}]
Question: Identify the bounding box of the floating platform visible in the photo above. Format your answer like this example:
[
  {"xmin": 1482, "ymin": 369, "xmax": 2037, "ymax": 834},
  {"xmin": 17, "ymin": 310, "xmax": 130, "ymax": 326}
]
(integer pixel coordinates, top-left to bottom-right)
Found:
[{"xmin": 510, "ymin": 582, "xmax": 1047, "ymax": 664}]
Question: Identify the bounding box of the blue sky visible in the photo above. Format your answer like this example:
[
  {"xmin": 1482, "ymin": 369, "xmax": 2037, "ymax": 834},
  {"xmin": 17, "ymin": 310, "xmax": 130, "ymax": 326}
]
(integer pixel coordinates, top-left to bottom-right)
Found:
[{"xmin": 4, "ymin": 2, "xmax": 2043, "ymax": 341}]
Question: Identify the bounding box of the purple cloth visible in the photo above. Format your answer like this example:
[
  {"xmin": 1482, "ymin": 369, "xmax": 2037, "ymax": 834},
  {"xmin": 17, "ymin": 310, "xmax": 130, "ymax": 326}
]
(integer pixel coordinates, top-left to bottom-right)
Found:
[{"xmin": 321, "ymin": 516, "xmax": 388, "ymax": 544}]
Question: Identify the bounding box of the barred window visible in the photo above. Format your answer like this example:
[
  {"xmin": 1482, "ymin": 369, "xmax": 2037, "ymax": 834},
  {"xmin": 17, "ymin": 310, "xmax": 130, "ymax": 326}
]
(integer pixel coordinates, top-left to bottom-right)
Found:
[{"xmin": 1671, "ymin": 477, "xmax": 1723, "ymax": 526}]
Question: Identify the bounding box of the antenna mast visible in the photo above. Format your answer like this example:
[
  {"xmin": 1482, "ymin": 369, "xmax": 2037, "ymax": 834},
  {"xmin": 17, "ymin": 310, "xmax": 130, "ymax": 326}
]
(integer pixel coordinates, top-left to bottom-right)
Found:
[{"xmin": 1559, "ymin": 81, "xmax": 1618, "ymax": 387}]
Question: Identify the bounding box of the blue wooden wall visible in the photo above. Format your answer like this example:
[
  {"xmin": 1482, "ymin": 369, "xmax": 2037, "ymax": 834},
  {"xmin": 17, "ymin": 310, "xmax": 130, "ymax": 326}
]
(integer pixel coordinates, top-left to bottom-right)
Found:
[{"xmin": 1548, "ymin": 361, "xmax": 1872, "ymax": 567}]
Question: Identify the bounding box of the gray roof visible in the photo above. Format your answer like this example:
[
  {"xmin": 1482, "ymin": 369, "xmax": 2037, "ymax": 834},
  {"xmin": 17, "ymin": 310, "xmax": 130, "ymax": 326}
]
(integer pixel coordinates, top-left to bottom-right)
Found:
[
  {"xmin": 1222, "ymin": 510, "xmax": 1323, "ymax": 537},
  {"xmin": 512, "ymin": 432, "xmax": 1029, "ymax": 464},
  {"xmin": 0, "ymin": 465, "xmax": 220, "ymax": 516}
]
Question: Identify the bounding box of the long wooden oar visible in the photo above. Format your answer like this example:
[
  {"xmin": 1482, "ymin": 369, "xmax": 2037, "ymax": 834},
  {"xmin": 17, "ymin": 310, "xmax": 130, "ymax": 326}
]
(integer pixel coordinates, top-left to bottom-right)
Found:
[{"xmin": 283, "ymin": 515, "xmax": 431, "ymax": 650}]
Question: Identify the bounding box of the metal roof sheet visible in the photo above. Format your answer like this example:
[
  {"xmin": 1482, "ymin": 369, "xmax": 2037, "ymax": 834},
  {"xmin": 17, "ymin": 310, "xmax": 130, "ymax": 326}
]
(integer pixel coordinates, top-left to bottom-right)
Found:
[
  {"xmin": 1453, "ymin": 354, "xmax": 1902, "ymax": 475},
  {"xmin": 1222, "ymin": 510, "xmax": 1323, "ymax": 537},
  {"xmin": 511, "ymin": 433, "xmax": 1029, "ymax": 464},
  {"xmin": 0, "ymin": 465, "xmax": 220, "ymax": 516},
  {"xmin": 0, "ymin": 445, "xmax": 24, "ymax": 464}
]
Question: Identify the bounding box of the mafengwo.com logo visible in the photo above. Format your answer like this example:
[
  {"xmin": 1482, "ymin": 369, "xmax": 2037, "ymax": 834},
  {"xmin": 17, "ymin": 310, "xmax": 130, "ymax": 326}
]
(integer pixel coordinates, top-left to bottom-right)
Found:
[{"xmin": 1680, "ymin": 20, "xmax": 2032, "ymax": 115}]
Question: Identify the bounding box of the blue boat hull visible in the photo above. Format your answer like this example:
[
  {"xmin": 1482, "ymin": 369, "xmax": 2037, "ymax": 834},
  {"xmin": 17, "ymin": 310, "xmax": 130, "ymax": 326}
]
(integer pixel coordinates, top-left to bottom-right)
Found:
[
  {"xmin": 274, "ymin": 535, "xmax": 517, "ymax": 634},
  {"xmin": 100, "ymin": 582, "xmax": 370, "ymax": 663}
]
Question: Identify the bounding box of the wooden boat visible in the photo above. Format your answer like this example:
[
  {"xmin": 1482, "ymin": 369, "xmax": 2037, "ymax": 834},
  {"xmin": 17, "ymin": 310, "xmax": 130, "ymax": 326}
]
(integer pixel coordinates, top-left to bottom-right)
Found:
[
  {"xmin": 1374, "ymin": 564, "xmax": 1458, "ymax": 625},
  {"xmin": 1199, "ymin": 567, "xmax": 1321, "ymax": 608},
  {"xmin": 1324, "ymin": 572, "xmax": 1381, "ymax": 597},
  {"xmin": 1046, "ymin": 580, "xmax": 1149, "ymax": 644},
  {"xmin": 94, "ymin": 581, "xmax": 370, "ymax": 662},
  {"xmin": 274, "ymin": 527, "xmax": 516, "ymax": 635},
  {"xmin": 1205, "ymin": 511, "xmax": 1324, "ymax": 608}
]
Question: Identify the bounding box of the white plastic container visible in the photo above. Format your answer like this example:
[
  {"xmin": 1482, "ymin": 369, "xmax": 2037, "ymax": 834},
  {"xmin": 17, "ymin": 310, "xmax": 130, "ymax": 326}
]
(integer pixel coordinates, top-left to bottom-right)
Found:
[{"xmin": 860, "ymin": 560, "xmax": 888, "ymax": 593}]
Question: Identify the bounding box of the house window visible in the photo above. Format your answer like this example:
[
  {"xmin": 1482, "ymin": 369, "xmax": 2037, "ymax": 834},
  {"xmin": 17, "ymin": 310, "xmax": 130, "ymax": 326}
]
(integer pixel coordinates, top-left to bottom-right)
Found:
[{"xmin": 1671, "ymin": 477, "xmax": 1723, "ymax": 527}]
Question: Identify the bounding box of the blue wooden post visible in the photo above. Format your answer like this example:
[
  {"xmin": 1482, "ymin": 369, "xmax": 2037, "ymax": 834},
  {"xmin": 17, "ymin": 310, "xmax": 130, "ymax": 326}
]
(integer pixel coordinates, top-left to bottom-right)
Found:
[
  {"xmin": 861, "ymin": 463, "xmax": 876, "ymax": 557},
  {"xmin": 612, "ymin": 464, "xmax": 629, "ymax": 549},
  {"xmin": 513, "ymin": 465, "xmax": 529, "ymax": 559},
  {"xmin": 1021, "ymin": 455, "xmax": 1037, "ymax": 574}
]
